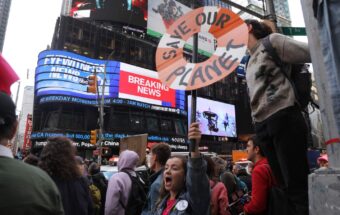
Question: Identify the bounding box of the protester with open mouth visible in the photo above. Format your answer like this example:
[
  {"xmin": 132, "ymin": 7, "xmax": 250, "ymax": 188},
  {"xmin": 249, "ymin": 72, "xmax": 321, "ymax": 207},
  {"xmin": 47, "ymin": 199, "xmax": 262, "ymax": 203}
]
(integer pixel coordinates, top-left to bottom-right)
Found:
[{"xmin": 154, "ymin": 122, "xmax": 210, "ymax": 215}]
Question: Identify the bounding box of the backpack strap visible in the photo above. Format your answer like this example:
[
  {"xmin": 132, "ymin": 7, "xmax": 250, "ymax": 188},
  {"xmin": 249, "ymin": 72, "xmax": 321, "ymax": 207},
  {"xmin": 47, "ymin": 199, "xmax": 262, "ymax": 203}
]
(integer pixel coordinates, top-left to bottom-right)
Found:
[
  {"xmin": 118, "ymin": 170, "xmax": 133, "ymax": 210},
  {"xmin": 262, "ymin": 36, "xmax": 284, "ymax": 69},
  {"xmin": 262, "ymin": 36, "xmax": 302, "ymax": 109}
]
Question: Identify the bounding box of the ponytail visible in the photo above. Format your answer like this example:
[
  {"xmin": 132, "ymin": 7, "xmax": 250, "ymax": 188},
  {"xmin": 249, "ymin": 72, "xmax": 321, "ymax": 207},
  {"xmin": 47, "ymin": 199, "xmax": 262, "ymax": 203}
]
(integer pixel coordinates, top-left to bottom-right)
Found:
[{"xmin": 245, "ymin": 19, "xmax": 273, "ymax": 39}]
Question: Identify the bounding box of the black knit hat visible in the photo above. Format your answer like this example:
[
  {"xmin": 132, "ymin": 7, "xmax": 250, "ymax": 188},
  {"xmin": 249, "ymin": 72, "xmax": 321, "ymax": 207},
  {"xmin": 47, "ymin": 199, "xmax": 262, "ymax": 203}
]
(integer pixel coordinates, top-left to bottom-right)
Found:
[{"xmin": 0, "ymin": 91, "xmax": 16, "ymax": 126}]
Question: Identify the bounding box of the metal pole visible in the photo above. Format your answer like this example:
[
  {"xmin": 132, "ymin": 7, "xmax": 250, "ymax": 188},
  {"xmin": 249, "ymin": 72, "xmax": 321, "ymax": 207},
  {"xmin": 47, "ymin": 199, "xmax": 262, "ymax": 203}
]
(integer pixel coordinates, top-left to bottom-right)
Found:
[
  {"xmin": 220, "ymin": 0, "xmax": 265, "ymax": 19},
  {"xmin": 265, "ymin": 0, "xmax": 278, "ymax": 31},
  {"xmin": 189, "ymin": 1, "xmax": 198, "ymax": 152},
  {"xmin": 98, "ymin": 64, "xmax": 106, "ymax": 165},
  {"xmin": 97, "ymin": 51, "xmax": 114, "ymax": 165},
  {"xmin": 15, "ymin": 81, "xmax": 21, "ymax": 107},
  {"xmin": 300, "ymin": 0, "xmax": 340, "ymax": 214},
  {"xmin": 300, "ymin": 0, "xmax": 340, "ymax": 169}
]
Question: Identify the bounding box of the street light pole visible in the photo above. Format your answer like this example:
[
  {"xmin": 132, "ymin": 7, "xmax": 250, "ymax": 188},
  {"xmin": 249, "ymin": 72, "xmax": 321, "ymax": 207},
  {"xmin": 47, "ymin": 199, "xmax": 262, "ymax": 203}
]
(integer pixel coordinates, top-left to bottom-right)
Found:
[
  {"xmin": 265, "ymin": 0, "xmax": 278, "ymax": 31},
  {"xmin": 97, "ymin": 51, "xmax": 115, "ymax": 165}
]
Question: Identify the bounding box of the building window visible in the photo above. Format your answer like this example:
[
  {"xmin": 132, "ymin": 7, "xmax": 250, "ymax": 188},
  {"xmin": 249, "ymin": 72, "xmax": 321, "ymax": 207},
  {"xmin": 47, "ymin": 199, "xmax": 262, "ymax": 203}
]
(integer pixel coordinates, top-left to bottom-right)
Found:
[
  {"xmin": 160, "ymin": 119, "xmax": 174, "ymax": 133},
  {"xmin": 130, "ymin": 115, "xmax": 145, "ymax": 131},
  {"xmin": 174, "ymin": 119, "xmax": 186, "ymax": 135},
  {"xmin": 109, "ymin": 113, "xmax": 130, "ymax": 131},
  {"xmin": 147, "ymin": 117, "xmax": 159, "ymax": 132},
  {"xmin": 59, "ymin": 112, "xmax": 85, "ymax": 131},
  {"xmin": 44, "ymin": 111, "xmax": 59, "ymax": 130}
]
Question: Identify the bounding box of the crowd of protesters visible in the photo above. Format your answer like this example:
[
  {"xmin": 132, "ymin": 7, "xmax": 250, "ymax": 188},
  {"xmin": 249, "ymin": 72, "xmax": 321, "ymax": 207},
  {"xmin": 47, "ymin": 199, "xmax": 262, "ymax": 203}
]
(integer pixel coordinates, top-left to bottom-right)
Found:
[{"xmin": 0, "ymin": 18, "xmax": 327, "ymax": 215}]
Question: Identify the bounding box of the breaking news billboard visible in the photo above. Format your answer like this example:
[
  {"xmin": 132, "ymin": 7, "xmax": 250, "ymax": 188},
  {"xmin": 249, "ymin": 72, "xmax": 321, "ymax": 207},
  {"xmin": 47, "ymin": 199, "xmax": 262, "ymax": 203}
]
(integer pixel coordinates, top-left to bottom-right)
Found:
[{"xmin": 35, "ymin": 50, "xmax": 185, "ymax": 110}]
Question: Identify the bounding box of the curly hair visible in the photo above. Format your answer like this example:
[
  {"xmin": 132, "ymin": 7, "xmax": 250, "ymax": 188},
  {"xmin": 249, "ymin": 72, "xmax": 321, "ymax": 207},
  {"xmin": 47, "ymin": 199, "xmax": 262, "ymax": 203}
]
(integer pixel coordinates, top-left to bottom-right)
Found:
[{"xmin": 39, "ymin": 136, "xmax": 81, "ymax": 180}]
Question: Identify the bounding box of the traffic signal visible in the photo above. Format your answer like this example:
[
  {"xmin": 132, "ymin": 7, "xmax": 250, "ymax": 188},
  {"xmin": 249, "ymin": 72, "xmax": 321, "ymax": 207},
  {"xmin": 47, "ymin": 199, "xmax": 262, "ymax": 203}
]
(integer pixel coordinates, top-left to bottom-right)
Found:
[
  {"xmin": 87, "ymin": 75, "xmax": 97, "ymax": 93},
  {"xmin": 90, "ymin": 130, "xmax": 97, "ymax": 145}
]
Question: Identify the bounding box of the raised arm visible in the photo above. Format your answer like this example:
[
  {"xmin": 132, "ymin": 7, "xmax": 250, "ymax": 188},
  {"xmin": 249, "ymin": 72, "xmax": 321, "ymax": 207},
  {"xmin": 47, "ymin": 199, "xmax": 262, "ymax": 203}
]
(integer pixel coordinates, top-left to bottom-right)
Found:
[{"xmin": 186, "ymin": 122, "xmax": 210, "ymax": 215}]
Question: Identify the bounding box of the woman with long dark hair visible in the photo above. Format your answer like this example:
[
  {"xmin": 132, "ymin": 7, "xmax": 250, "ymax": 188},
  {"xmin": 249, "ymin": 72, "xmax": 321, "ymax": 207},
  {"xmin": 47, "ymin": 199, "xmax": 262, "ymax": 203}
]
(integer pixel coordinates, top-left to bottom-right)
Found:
[
  {"xmin": 39, "ymin": 137, "xmax": 93, "ymax": 215},
  {"xmin": 204, "ymin": 156, "xmax": 231, "ymax": 215},
  {"xmin": 154, "ymin": 122, "xmax": 210, "ymax": 215},
  {"xmin": 244, "ymin": 19, "xmax": 311, "ymax": 215}
]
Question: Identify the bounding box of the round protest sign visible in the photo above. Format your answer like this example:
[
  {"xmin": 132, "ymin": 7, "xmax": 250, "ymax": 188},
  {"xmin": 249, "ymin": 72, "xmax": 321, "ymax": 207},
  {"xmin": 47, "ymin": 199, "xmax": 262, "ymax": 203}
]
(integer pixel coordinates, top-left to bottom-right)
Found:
[{"xmin": 156, "ymin": 6, "xmax": 248, "ymax": 90}]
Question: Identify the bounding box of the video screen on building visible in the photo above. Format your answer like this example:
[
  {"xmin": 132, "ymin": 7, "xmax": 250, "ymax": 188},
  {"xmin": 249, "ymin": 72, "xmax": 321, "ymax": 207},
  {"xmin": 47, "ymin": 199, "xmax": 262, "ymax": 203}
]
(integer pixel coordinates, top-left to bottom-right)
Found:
[
  {"xmin": 147, "ymin": 0, "xmax": 215, "ymax": 56},
  {"xmin": 35, "ymin": 50, "xmax": 185, "ymax": 111},
  {"xmin": 187, "ymin": 96, "xmax": 237, "ymax": 137},
  {"xmin": 70, "ymin": 0, "xmax": 147, "ymax": 28}
]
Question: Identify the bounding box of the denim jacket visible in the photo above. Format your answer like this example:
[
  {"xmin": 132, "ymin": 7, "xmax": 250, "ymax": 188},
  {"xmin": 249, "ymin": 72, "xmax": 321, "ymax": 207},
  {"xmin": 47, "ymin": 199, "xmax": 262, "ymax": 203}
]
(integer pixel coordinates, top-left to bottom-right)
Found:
[
  {"xmin": 141, "ymin": 169, "xmax": 164, "ymax": 215},
  {"xmin": 154, "ymin": 156, "xmax": 210, "ymax": 215}
]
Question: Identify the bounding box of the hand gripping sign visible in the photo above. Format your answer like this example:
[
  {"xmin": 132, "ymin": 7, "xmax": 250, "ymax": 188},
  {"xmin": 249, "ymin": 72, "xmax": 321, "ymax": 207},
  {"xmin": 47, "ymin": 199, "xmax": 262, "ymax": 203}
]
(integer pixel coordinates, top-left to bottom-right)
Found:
[{"xmin": 156, "ymin": 7, "xmax": 248, "ymax": 90}]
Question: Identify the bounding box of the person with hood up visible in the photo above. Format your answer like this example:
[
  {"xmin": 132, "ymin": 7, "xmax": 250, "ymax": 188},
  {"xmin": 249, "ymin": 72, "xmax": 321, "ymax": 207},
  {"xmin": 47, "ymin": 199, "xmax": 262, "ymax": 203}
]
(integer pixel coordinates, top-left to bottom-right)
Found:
[{"xmin": 105, "ymin": 150, "xmax": 140, "ymax": 215}]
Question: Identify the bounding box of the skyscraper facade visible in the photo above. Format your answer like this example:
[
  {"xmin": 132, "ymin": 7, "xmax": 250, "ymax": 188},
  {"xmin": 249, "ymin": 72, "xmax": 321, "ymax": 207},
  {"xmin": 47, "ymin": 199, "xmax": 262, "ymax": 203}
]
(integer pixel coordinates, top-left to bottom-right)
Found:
[
  {"xmin": 60, "ymin": 0, "xmax": 72, "ymax": 16},
  {"xmin": 235, "ymin": 0, "xmax": 291, "ymax": 26},
  {"xmin": 274, "ymin": 0, "xmax": 290, "ymax": 21},
  {"xmin": 17, "ymin": 86, "xmax": 34, "ymax": 148},
  {"xmin": 0, "ymin": 0, "xmax": 12, "ymax": 52}
]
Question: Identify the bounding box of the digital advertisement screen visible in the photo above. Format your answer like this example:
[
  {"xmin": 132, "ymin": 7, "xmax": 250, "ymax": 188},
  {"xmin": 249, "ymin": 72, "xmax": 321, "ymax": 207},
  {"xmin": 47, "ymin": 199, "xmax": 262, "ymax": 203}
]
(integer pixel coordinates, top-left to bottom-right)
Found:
[
  {"xmin": 35, "ymin": 50, "xmax": 185, "ymax": 110},
  {"xmin": 187, "ymin": 96, "xmax": 237, "ymax": 137},
  {"xmin": 70, "ymin": 0, "xmax": 147, "ymax": 29},
  {"xmin": 147, "ymin": 0, "xmax": 215, "ymax": 56}
]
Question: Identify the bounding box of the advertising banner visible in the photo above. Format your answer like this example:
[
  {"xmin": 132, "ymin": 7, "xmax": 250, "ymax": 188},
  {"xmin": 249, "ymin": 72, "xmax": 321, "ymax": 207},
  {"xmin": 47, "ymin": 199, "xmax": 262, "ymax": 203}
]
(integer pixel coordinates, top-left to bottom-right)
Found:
[
  {"xmin": 70, "ymin": 0, "xmax": 148, "ymax": 29},
  {"xmin": 31, "ymin": 131, "xmax": 188, "ymax": 151},
  {"xmin": 147, "ymin": 0, "xmax": 215, "ymax": 56},
  {"xmin": 23, "ymin": 114, "xmax": 33, "ymax": 152},
  {"xmin": 119, "ymin": 63, "xmax": 176, "ymax": 107},
  {"xmin": 35, "ymin": 50, "xmax": 185, "ymax": 109},
  {"xmin": 188, "ymin": 96, "xmax": 237, "ymax": 138}
]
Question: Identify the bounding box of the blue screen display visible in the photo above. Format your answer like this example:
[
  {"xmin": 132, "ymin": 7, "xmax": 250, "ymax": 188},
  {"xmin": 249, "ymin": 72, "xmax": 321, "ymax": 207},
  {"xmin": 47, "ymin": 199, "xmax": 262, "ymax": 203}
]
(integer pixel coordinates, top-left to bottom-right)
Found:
[{"xmin": 35, "ymin": 50, "xmax": 186, "ymax": 109}]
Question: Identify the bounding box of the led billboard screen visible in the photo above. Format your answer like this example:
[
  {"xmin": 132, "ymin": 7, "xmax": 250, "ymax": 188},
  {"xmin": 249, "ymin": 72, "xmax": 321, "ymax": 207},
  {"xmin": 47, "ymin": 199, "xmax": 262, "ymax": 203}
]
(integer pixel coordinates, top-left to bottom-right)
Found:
[
  {"xmin": 147, "ymin": 0, "xmax": 215, "ymax": 56},
  {"xmin": 70, "ymin": 0, "xmax": 147, "ymax": 28},
  {"xmin": 188, "ymin": 96, "xmax": 237, "ymax": 137},
  {"xmin": 35, "ymin": 50, "xmax": 185, "ymax": 110}
]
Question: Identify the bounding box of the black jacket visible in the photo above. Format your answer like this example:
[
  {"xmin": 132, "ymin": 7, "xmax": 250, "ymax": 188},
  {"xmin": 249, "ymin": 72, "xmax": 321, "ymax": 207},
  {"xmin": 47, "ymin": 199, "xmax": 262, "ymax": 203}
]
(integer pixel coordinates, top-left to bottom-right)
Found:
[
  {"xmin": 237, "ymin": 169, "xmax": 252, "ymax": 192},
  {"xmin": 89, "ymin": 173, "xmax": 108, "ymax": 215},
  {"xmin": 53, "ymin": 177, "xmax": 94, "ymax": 215}
]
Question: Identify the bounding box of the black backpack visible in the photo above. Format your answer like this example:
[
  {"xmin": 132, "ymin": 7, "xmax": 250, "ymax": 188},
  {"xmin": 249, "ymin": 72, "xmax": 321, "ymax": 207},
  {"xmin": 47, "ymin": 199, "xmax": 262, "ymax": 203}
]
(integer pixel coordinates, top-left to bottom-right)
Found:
[
  {"xmin": 262, "ymin": 36, "xmax": 318, "ymax": 110},
  {"xmin": 119, "ymin": 170, "xmax": 147, "ymax": 215}
]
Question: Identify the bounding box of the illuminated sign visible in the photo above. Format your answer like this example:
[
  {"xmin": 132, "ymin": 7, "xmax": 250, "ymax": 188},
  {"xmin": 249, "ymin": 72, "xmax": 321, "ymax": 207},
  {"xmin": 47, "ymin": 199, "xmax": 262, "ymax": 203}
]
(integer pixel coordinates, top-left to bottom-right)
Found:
[
  {"xmin": 31, "ymin": 131, "xmax": 188, "ymax": 150},
  {"xmin": 70, "ymin": 0, "xmax": 148, "ymax": 29},
  {"xmin": 188, "ymin": 96, "xmax": 237, "ymax": 138},
  {"xmin": 119, "ymin": 64, "xmax": 176, "ymax": 107},
  {"xmin": 147, "ymin": 0, "xmax": 215, "ymax": 56},
  {"xmin": 23, "ymin": 114, "xmax": 33, "ymax": 151},
  {"xmin": 35, "ymin": 50, "xmax": 185, "ymax": 110}
]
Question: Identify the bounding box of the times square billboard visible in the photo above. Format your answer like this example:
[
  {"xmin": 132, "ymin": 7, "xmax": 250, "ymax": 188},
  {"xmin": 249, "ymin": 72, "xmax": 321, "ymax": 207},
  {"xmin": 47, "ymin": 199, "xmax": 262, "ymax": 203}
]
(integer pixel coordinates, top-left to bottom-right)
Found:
[
  {"xmin": 70, "ymin": 0, "xmax": 147, "ymax": 28},
  {"xmin": 35, "ymin": 50, "xmax": 186, "ymax": 114}
]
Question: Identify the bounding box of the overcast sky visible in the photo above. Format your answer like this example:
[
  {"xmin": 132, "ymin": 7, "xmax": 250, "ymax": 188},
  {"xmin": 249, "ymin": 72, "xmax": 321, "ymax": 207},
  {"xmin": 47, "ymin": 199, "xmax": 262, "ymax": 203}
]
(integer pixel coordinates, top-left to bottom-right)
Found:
[{"xmin": 2, "ymin": 0, "xmax": 306, "ymax": 111}]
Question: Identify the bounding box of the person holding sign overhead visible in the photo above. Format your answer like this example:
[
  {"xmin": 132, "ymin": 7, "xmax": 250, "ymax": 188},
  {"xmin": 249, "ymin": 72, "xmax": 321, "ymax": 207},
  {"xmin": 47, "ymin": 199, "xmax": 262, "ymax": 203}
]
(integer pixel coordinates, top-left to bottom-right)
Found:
[{"xmin": 154, "ymin": 122, "xmax": 210, "ymax": 215}]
